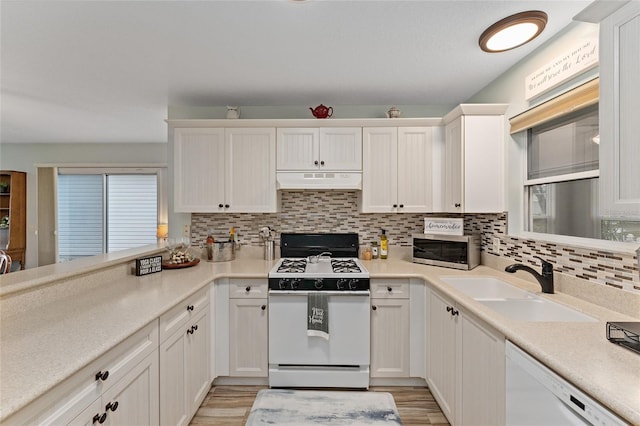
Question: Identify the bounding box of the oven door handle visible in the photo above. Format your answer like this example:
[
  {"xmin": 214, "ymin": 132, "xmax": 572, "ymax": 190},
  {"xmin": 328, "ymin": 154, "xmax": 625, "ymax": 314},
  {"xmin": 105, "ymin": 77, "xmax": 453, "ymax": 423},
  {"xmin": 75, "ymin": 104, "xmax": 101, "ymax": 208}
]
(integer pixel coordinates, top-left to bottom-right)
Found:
[{"xmin": 269, "ymin": 290, "xmax": 370, "ymax": 296}]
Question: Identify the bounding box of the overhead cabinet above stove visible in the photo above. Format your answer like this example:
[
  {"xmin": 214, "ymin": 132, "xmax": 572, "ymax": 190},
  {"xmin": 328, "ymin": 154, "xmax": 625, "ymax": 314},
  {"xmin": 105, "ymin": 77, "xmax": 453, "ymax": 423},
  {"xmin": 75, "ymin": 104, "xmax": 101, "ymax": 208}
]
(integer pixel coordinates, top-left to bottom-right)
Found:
[{"xmin": 276, "ymin": 127, "xmax": 363, "ymax": 190}]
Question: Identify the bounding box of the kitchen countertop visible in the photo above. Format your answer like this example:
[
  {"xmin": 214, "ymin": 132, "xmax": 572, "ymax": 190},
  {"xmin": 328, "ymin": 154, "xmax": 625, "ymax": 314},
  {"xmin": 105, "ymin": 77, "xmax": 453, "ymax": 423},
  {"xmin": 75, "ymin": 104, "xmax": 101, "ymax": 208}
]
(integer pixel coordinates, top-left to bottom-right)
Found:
[{"xmin": 1, "ymin": 246, "xmax": 639, "ymax": 424}]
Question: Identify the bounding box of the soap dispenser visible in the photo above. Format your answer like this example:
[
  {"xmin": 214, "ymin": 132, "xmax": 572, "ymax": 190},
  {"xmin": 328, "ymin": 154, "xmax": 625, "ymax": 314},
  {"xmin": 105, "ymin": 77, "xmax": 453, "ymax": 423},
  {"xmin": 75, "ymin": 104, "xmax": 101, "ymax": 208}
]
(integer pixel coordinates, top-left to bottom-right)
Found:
[{"xmin": 380, "ymin": 229, "xmax": 388, "ymax": 259}]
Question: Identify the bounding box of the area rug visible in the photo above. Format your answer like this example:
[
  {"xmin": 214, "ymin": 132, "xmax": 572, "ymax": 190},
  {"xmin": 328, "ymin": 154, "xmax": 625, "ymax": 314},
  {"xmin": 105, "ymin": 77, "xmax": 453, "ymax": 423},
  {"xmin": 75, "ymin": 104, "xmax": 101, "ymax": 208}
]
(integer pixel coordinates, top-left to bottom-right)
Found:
[{"xmin": 245, "ymin": 389, "xmax": 403, "ymax": 425}]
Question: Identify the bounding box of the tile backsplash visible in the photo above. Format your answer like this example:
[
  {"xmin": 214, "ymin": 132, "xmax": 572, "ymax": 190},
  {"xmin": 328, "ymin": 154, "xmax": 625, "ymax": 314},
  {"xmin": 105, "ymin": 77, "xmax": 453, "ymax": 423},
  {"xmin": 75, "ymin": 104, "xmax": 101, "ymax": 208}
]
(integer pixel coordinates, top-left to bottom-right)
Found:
[{"xmin": 191, "ymin": 190, "xmax": 640, "ymax": 294}]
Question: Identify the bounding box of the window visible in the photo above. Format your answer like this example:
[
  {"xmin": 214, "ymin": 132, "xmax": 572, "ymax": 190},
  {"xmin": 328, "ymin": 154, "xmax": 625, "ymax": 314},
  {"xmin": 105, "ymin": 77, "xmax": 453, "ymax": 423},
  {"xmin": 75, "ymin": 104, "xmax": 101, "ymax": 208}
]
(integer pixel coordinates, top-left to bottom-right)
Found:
[
  {"xmin": 57, "ymin": 172, "xmax": 158, "ymax": 261},
  {"xmin": 524, "ymin": 106, "xmax": 640, "ymax": 242}
]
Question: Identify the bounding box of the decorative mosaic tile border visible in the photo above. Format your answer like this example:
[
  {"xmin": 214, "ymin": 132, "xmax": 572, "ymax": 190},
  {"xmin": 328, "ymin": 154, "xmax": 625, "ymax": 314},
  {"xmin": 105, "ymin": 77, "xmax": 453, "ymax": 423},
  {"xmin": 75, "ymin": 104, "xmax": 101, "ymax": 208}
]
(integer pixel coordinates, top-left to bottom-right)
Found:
[{"xmin": 191, "ymin": 191, "xmax": 640, "ymax": 294}]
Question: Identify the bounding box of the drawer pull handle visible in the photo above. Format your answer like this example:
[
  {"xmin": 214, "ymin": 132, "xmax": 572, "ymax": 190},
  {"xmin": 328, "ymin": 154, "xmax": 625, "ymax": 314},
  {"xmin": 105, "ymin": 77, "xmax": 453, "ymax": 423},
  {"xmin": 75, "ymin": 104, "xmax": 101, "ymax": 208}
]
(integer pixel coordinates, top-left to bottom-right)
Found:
[
  {"xmin": 95, "ymin": 370, "xmax": 109, "ymax": 381},
  {"xmin": 454, "ymin": 203, "xmax": 461, "ymax": 208},
  {"xmin": 387, "ymin": 287, "xmax": 392, "ymax": 292},
  {"xmin": 187, "ymin": 305, "xmax": 194, "ymax": 312},
  {"xmin": 93, "ymin": 413, "xmax": 107, "ymax": 424},
  {"xmin": 261, "ymin": 305, "xmax": 266, "ymax": 310},
  {"xmin": 246, "ymin": 286, "xmax": 251, "ymax": 292},
  {"xmin": 372, "ymin": 305, "xmax": 377, "ymax": 311},
  {"xmin": 106, "ymin": 401, "xmax": 119, "ymax": 412}
]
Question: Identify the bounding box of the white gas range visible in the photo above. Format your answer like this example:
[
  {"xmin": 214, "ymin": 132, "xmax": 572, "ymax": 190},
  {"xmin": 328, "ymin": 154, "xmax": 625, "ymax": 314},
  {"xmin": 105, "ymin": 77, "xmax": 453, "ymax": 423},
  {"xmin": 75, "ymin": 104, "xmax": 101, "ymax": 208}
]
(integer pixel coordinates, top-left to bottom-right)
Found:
[{"xmin": 268, "ymin": 233, "xmax": 371, "ymax": 389}]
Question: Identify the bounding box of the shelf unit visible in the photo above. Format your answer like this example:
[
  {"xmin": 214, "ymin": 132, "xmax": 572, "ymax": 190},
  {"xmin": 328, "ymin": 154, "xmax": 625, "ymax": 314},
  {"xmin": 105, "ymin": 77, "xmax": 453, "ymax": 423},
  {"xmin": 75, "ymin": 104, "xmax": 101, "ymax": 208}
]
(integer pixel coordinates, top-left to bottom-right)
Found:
[{"xmin": 0, "ymin": 170, "xmax": 27, "ymax": 270}]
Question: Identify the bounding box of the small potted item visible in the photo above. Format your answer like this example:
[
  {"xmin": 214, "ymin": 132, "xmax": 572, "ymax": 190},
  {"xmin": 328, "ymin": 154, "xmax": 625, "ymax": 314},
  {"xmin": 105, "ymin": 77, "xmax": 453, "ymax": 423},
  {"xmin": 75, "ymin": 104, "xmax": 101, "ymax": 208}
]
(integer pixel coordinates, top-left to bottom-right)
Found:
[
  {"xmin": 226, "ymin": 106, "xmax": 240, "ymax": 119},
  {"xmin": 386, "ymin": 106, "xmax": 401, "ymax": 118},
  {"xmin": 0, "ymin": 183, "xmax": 8, "ymax": 193}
]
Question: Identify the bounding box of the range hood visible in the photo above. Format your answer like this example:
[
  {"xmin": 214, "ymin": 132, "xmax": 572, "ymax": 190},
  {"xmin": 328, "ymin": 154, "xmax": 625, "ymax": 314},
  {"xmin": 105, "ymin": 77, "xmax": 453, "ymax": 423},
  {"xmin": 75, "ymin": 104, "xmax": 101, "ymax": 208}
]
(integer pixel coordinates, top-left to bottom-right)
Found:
[{"xmin": 276, "ymin": 172, "xmax": 362, "ymax": 190}]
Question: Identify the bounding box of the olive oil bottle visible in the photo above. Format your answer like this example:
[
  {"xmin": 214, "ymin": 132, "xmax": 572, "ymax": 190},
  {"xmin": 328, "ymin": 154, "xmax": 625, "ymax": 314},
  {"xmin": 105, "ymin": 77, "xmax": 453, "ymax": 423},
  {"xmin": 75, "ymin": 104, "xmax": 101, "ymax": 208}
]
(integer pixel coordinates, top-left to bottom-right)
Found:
[{"xmin": 380, "ymin": 229, "xmax": 388, "ymax": 259}]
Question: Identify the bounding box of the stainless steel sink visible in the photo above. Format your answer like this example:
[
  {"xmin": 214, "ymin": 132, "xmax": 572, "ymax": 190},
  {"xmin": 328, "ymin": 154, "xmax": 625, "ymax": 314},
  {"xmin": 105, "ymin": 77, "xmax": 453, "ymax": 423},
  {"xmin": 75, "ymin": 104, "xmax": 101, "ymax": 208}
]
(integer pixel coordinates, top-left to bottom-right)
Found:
[{"xmin": 440, "ymin": 276, "xmax": 596, "ymax": 322}]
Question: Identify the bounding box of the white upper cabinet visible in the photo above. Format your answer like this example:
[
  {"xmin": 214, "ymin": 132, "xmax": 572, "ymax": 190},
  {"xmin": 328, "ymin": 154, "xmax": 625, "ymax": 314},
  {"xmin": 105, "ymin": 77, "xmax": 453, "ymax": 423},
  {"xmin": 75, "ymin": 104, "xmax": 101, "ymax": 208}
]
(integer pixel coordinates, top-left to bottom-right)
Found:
[
  {"xmin": 277, "ymin": 127, "xmax": 362, "ymax": 171},
  {"xmin": 442, "ymin": 105, "xmax": 507, "ymax": 213},
  {"xmin": 361, "ymin": 126, "xmax": 441, "ymax": 213},
  {"xmin": 174, "ymin": 128, "xmax": 225, "ymax": 213},
  {"xmin": 599, "ymin": 1, "xmax": 640, "ymax": 219},
  {"xmin": 225, "ymin": 128, "xmax": 278, "ymax": 213},
  {"xmin": 174, "ymin": 127, "xmax": 277, "ymax": 213}
]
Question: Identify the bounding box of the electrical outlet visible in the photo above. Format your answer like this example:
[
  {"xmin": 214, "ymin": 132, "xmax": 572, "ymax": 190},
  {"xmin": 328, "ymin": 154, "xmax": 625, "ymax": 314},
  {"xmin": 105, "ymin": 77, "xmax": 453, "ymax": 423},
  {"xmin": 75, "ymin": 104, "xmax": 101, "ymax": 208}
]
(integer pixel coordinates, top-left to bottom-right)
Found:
[
  {"xmin": 183, "ymin": 224, "xmax": 190, "ymax": 237},
  {"xmin": 492, "ymin": 237, "xmax": 500, "ymax": 252}
]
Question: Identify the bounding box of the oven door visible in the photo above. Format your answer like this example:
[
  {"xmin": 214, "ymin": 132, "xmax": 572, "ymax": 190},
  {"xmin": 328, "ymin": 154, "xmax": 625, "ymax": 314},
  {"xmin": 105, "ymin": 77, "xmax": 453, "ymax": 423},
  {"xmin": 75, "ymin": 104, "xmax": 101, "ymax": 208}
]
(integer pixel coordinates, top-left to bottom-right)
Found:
[{"xmin": 268, "ymin": 290, "xmax": 370, "ymax": 366}]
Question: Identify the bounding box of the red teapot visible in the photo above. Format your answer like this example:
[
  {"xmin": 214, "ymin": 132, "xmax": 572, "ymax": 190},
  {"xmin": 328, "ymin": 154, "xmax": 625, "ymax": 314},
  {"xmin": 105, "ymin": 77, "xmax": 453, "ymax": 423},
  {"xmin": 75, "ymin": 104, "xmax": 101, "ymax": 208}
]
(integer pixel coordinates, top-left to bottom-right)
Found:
[{"xmin": 309, "ymin": 104, "xmax": 333, "ymax": 119}]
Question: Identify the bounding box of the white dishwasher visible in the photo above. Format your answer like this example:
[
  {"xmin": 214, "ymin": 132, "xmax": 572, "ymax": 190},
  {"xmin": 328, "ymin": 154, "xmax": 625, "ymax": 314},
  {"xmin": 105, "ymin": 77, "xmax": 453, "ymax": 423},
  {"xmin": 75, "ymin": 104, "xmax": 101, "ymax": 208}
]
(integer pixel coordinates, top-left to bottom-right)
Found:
[{"xmin": 506, "ymin": 341, "xmax": 628, "ymax": 426}]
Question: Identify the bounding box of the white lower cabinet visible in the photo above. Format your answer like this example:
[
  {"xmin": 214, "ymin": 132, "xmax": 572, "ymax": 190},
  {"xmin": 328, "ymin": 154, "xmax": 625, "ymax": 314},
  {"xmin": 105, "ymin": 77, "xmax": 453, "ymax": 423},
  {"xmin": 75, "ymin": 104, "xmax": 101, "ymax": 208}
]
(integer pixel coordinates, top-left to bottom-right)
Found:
[
  {"xmin": 159, "ymin": 287, "xmax": 211, "ymax": 426},
  {"xmin": 8, "ymin": 322, "xmax": 159, "ymax": 426},
  {"xmin": 370, "ymin": 298, "xmax": 410, "ymax": 378},
  {"xmin": 215, "ymin": 279, "xmax": 269, "ymax": 378},
  {"xmin": 427, "ymin": 288, "xmax": 505, "ymax": 426}
]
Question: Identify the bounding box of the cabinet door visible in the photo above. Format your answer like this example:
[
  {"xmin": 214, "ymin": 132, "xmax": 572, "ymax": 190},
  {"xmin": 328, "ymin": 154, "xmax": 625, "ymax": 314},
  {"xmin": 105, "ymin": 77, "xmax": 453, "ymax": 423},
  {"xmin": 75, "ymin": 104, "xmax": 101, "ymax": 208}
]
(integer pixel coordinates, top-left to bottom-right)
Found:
[
  {"xmin": 160, "ymin": 328, "xmax": 189, "ymax": 426},
  {"xmin": 427, "ymin": 290, "xmax": 456, "ymax": 423},
  {"xmin": 186, "ymin": 309, "xmax": 211, "ymax": 415},
  {"xmin": 370, "ymin": 298, "xmax": 410, "ymax": 378},
  {"xmin": 463, "ymin": 115, "xmax": 504, "ymax": 213},
  {"xmin": 459, "ymin": 311, "xmax": 505, "ymax": 426},
  {"xmin": 101, "ymin": 350, "xmax": 159, "ymax": 426},
  {"xmin": 600, "ymin": 1, "xmax": 640, "ymax": 219},
  {"xmin": 397, "ymin": 127, "xmax": 434, "ymax": 212},
  {"xmin": 276, "ymin": 128, "xmax": 320, "ymax": 170},
  {"xmin": 226, "ymin": 128, "xmax": 277, "ymax": 212},
  {"xmin": 361, "ymin": 127, "xmax": 398, "ymax": 213},
  {"xmin": 319, "ymin": 127, "xmax": 362, "ymax": 171},
  {"xmin": 174, "ymin": 128, "xmax": 225, "ymax": 212},
  {"xmin": 444, "ymin": 117, "xmax": 463, "ymax": 213},
  {"xmin": 229, "ymin": 298, "xmax": 268, "ymax": 377}
]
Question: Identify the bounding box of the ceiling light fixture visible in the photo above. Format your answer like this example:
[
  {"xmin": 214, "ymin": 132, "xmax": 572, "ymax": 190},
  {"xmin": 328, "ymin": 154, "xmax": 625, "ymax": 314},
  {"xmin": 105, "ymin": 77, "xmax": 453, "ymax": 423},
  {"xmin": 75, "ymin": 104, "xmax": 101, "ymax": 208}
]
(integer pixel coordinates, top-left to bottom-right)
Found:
[{"xmin": 479, "ymin": 10, "xmax": 548, "ymax": 53}]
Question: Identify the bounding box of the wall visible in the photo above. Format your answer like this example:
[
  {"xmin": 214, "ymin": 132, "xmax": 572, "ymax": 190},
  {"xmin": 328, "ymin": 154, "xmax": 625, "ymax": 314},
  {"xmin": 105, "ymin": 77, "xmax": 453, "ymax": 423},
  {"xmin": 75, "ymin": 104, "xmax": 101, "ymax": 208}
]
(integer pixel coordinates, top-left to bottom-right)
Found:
[
  {"xmin": 191, "ymin": 191, "xmax": 639, "ymax": 294},
  {"xmin": 466, "ymin": 21, "xmax": 639, "ymax": 294},
  {"xmin": 0, "ymin": 142, "xmax": 167, "ymax": 268}
]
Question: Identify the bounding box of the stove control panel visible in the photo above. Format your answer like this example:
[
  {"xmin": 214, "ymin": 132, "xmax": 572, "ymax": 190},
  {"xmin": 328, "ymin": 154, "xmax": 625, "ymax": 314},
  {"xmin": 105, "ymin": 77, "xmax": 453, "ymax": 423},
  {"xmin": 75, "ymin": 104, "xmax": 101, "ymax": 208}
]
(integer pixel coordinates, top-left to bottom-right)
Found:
[{"xmin": 269, "ymin": 277, "xmax": 370, "ymax": 291}]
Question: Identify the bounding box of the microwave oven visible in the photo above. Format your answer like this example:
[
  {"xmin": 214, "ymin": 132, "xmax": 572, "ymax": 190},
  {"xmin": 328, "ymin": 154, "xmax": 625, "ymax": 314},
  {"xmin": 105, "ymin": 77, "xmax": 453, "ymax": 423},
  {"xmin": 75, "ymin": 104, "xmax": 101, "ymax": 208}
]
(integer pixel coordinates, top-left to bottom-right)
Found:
[{"xmin": 412, "ymin": 233, "xmax": 480, "ymax": 270}]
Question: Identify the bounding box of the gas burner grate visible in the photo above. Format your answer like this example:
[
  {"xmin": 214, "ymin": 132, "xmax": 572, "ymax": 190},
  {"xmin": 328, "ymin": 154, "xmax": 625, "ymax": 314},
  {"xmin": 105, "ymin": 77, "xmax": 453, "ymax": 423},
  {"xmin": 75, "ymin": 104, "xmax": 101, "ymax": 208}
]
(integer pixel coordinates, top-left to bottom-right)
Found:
[
  {"xmin": 277, "ymin": 258, "xmax": 308, "ymax": 273},
  {"xmin": 331, "ymin": 259, "xmax": 362, "ymax": 273}
]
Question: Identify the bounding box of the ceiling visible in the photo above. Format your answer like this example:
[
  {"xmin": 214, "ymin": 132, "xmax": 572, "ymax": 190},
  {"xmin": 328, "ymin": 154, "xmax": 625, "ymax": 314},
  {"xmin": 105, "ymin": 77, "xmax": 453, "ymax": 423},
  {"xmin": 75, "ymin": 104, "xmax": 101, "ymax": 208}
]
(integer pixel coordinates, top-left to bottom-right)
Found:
[{"xmin": 0, "ymin": 0, "xmax": 592, "ymax": 144}]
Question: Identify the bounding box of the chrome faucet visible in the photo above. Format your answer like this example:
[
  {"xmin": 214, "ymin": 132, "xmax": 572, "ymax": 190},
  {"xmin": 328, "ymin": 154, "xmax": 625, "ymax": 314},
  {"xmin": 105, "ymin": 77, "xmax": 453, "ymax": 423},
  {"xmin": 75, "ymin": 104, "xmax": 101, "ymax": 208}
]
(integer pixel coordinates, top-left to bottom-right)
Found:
[{"xmin": 505, "ymin": 256, "xmax": 554, "ymax": 294}]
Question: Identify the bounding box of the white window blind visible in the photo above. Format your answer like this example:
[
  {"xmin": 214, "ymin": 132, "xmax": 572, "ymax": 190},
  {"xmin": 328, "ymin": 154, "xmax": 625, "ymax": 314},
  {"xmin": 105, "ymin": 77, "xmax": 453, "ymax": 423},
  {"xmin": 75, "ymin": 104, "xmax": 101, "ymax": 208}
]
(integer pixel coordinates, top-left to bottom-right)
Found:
[
  {"xmin": 57, "ymin": 172, "xmax": 158, "ymax": 261},
  {"xmin": 107, "ymin": 175, "xmax": 157, "ymax": 252},
  {"xmin": 57, "ymin": 174, "xmax": 104, "ymax": 260}
]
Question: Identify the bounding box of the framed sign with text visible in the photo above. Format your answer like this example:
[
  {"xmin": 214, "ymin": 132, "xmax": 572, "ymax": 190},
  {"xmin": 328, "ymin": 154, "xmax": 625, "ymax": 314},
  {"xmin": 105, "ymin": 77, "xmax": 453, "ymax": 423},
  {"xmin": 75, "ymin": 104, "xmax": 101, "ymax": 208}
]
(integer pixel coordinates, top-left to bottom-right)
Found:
[
  {"xmin": 135, "ymin": 255, "xmax": 163, "ymax": 276},
  {"xmin": 424, "ymin": 218, "xmax": 464, "ymax": 236}
]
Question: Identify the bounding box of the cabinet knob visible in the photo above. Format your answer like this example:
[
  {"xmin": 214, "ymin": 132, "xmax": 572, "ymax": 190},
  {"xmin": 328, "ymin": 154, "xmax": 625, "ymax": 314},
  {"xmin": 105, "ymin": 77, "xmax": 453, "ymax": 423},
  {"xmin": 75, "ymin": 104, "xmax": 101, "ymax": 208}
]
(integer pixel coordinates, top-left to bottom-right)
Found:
[
  {"xmin": 246, "ymin": 286, "xmax": 251, "ymax": 292},
  {"xmin": 452, "ymin": 309, "xmax": 459, "ymax": 316},
  {"xmin": 314, "ymin": 160, "xmax": 319, "ymax": 166},
  {"xmin": 320, "ymin": 160, "xmax": 325, "ymax": 166},
  {"xmin": 93, "ymin": 413, "xmax": 107, "ymax": 424},
  {"xmin": 399, "ymin": 204, "xmax": 404, "ymax": 208},
  {"xmin": 193, "ymin": 324, "xmax": 198, "ymax": 331},
  {"xmin": 446, "ymin": 306, "xmax": 453, "ymax": 313},
  {"xmin": 225, "ymin": 204, "xmax": 230, "ymax": 208},
  {"xmin": 219, "ymin": 203, "xmax": 224, "ymax": 208},
  {"xmin": 372, "ymin": 305, "xmax": 378, "ymax": 311},
  {"xmin": 186, "ymin": 305, "xmax": 194, "ymax": 312},
  {"xmin": 392, "ymin": 204, "xmax": 398, "ymax": 208},
  {"xmin": 261, "ymin": 305, "xmax": 266, "ymax": 310},
  {"xmin": 95, "ymin": 370, "xmax": 109, "ymax": 381},
  {"xmin": 454, "ymin": 203, "xmax": 461, "ymax": 208},
  {"xmin": 187, "ymin": 328, "xmax": 194, "ymax": 335},
  {"xmin": 105, "ymin": 401, "xmax": 118, "ymax": 412},
  {"xmin": 387, "ymin": 287, "xmax": 392, "ymax": 292}
]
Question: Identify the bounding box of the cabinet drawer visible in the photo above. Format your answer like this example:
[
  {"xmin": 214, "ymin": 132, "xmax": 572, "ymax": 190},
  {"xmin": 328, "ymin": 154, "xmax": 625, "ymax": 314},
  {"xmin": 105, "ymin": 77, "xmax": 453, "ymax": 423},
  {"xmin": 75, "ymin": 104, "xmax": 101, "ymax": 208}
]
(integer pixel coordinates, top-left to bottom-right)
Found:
[
  {"xmin": 371, "ymin": 280, "xmax": 410, "ymax": 299},
  {"xmin": 160, "ymin": 286, "xmax": 209, "ymax": 341},
  {"xmin": 10, "ymin": 321, "xmax": 159, "ymax": 425},
  {"xmin": 229, "ymin": 279, "xmax": 268, "ymax": 299}
]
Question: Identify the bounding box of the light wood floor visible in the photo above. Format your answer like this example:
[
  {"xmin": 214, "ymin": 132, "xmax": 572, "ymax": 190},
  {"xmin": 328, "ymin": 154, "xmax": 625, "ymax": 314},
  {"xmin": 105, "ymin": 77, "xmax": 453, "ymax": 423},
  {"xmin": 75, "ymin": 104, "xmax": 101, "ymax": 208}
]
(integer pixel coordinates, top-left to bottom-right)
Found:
[{"xmin": 190, "ymin": 385, "xmax": 450, "ymax": 425}]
